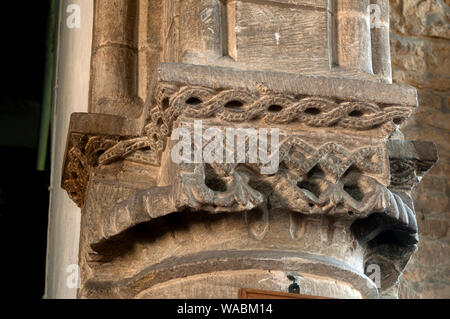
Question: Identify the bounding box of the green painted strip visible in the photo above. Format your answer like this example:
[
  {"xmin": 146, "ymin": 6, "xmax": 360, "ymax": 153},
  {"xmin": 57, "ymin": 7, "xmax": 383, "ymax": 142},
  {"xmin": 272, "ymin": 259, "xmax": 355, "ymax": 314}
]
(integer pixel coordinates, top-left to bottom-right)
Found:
[{"xmin": 37, "ymin": 0, "xmax": 59, "ymax": 171}]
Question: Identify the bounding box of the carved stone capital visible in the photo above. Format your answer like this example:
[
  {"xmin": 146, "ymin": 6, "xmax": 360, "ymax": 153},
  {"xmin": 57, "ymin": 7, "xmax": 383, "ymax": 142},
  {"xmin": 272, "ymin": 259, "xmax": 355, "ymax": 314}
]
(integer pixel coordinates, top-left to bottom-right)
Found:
[
  {"xmin": 56, "ymin": 0, "xmax": 443, "ymax": 299},
  {"xmin": 60, "ymin": 61, "xmax": 438, "ymax": 298}
]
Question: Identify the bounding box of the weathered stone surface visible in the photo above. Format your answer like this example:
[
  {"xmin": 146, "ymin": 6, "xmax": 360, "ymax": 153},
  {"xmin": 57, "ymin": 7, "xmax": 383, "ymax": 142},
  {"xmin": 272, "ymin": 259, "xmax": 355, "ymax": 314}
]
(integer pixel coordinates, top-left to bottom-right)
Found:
[
  {"xmin": 59, "ymin": 0, "xmax": 440, "ymax": 299},
  {"xmin": 390, "ymin": 0, "xmax": 449, "ymax": 299},
  {"xmin": 390, "ymin": 0, "xmax": 450, "ymax": 39},
  {"xmin": 227, "ymin": 0, "xmax": 330, "ymax": 73},
  {"xmin": 140, "ymin": 270, "xmax": 363, "ymax": 299}
]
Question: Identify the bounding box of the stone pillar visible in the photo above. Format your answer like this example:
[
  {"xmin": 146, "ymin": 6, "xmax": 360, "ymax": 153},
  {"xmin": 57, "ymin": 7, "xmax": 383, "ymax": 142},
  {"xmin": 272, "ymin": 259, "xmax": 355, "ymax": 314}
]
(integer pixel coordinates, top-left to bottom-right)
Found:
[
  {"xmin": 370, "ymin": 0, "xmax": 392, "ymax": 83},
  {"xmin": 90, "ymin": 0, "xmax": 142, "ymax": 118},
  {"xmin": 180, "ymin": 0, "xmax": 224, "ymax": 62},
  {"xmin": 138, "ymin": 0, "xmax": 163, "ymax": 102},
  {"xmin": 61, "ymin": 0, "xmax": 438, "ymax": 299},
  {"xmin": 335, "ymin": 0, "xmax": 373, "ymax": 74}
]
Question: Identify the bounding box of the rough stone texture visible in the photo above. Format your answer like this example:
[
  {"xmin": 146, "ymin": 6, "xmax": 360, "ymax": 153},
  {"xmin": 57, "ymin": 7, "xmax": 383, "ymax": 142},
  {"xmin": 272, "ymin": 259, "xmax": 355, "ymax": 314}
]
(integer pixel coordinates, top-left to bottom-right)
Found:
[
  {"xmin": 390, "ymin": 0, "xmax": 450, "ymax": 298},
  {"xmin": 60, "ymin": 0, "xmax": 439, "ymax": 299},
  {"xmin": 139, "ymin": 270, "xmax": 364, "ymax": 299}
]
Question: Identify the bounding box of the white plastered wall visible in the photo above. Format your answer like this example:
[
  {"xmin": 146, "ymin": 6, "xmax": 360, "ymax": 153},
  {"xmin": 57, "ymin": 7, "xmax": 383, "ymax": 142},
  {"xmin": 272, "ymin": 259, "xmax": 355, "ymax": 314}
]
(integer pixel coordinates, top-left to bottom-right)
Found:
[{"xmin": 44, "ymin": 0, "xmax": 93, "ymax": 299}]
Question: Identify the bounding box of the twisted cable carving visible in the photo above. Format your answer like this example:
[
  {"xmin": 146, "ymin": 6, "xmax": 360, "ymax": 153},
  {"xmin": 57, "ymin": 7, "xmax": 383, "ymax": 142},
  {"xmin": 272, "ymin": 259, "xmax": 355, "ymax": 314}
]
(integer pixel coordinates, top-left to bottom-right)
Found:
[{"xmin": 98, "ymin": 84, "xmax": 413, "ymax": 166}]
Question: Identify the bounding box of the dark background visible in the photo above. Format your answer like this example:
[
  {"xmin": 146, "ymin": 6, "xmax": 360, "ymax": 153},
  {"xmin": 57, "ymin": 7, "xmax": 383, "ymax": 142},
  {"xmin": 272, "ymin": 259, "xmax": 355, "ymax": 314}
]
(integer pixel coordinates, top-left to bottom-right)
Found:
[{"xmin": 0, "ymin": 2, "xmax": 51, "ymax": 299}]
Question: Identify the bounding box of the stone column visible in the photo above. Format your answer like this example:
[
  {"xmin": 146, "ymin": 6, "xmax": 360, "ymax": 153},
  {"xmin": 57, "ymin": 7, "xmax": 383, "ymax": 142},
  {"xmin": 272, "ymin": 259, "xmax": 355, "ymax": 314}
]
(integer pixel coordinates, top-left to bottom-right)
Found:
[
  {"xmin": 90, "ymin": 0, "xmax": 142, "ymax": 118},
  {"xmin": 138, "ymin": 0, "xmax": 163, "ymax": 102},
  {"xmin": 370, "ymin": 0, "xmax": 392, "ymax": 83},
  {"xmin": 61, "ymin": 0, "xmax": 438, "ymax": 299},
  {"xmin": 335, "ymin": 0, "xmax": 373, "ymax": 74}
]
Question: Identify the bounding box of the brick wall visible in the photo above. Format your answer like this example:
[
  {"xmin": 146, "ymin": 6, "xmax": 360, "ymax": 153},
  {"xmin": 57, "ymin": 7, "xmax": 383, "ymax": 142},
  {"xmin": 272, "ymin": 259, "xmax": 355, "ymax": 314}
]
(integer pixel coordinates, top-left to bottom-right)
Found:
[{"xmin": 389, "ymin": 0, "xmax": 450, "ymax": 298}]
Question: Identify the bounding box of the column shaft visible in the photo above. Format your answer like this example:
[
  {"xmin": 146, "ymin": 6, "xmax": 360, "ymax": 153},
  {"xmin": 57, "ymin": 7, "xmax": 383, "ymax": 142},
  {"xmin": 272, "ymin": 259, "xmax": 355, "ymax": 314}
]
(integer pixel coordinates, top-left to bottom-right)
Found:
[
  {"xmin": 370, "ymin": 0, "xmax": 392, "ymax": 83},
  {"xmin": 336, "ymin": 0, "xmax": 373, "ymax": 74},
  {"xmin": 90, "ymin": 0, "xmax": 142, "ymax": 117}
]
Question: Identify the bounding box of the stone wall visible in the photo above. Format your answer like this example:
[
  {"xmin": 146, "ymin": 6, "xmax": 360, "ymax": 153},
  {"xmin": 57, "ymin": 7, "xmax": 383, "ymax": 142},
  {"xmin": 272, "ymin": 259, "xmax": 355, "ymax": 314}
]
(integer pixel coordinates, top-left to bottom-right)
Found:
[{"xmin": 389, "ymin": 0, "xmax": 450, "ymax": 298}]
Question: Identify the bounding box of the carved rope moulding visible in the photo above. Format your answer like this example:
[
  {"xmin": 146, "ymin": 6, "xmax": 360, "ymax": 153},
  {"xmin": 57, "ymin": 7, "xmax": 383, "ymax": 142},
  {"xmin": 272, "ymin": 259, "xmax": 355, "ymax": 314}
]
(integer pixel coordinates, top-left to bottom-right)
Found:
[
  {"xmin": 148, "ymin": 83, "xmax": 412, "ymax": 137},
  {"xmin": 98, "ymin": 83, "xmax": 414, "ymax": 167}
]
